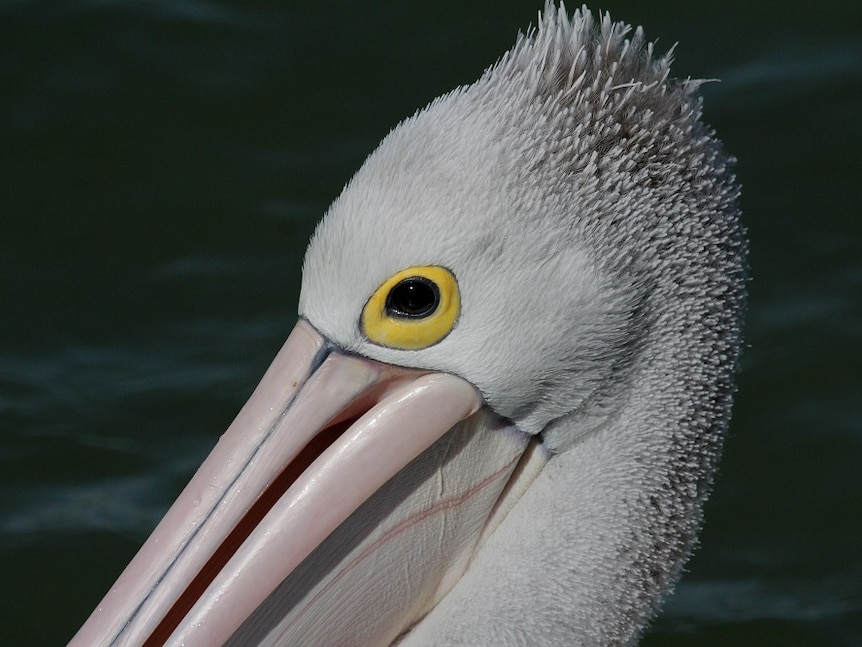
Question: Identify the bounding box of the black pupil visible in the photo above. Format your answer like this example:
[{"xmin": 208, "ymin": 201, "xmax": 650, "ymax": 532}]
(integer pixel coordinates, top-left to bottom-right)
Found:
[{"xmin": 386, "ymin": 277, "xmax": 440, "ymax": 319}]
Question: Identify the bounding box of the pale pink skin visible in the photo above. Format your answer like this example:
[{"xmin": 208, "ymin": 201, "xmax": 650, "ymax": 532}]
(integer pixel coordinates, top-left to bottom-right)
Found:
[{"xmin": 70, "ymin": 320, "xmax": 485, "ymax": 647}]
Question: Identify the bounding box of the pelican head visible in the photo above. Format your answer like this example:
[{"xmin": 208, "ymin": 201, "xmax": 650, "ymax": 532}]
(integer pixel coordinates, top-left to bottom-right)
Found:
[{"xmin": 72, "ymin": 4, "xmax": 745, "ymax": 646}]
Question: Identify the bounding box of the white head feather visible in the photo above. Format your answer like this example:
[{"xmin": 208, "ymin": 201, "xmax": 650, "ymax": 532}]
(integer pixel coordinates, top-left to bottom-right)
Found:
[
  {"xmin": 299, "ymin": 3, "xmax": 745, "ymax": 642},
  {"xmin": 301, "ymin": 3, "xmax": 743, "ymax": 438}
]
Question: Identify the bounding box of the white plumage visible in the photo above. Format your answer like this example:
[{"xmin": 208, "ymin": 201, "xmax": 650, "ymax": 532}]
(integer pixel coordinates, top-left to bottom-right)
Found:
[
  {"xmin": 73, "ymin": 4, "xmax": 745, "ymax": 646},
  {"xmin": 299, "ymin": 4, "xmax": 745, "ymax": 644}
]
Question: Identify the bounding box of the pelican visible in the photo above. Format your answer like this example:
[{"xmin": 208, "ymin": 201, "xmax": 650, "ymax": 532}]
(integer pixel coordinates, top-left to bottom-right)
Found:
[{"xmin": 71, "ymin": 4, "xmax": 745, "ymax": 645}]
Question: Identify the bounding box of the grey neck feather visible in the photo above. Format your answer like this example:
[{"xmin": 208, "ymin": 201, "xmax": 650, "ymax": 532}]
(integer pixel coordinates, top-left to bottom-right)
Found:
[
  {"xmin": 301, "ymin": 4, "xmax": 746, "ymax": 643},
  {"xmin": 403, "ymin": 8, "xmax": 745, "ymax": 644}
]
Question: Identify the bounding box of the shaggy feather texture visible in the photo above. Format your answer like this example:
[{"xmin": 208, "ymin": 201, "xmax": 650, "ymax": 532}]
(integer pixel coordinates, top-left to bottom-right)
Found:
[{"xmin": 300, "ymin": 2, "xmax": 746, "ymax": 644}]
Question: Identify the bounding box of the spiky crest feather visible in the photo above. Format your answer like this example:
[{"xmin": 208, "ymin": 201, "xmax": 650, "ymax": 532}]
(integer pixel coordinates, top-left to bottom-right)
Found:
[{"xmin": 294, "ymin": 3, "xmax": 745, "ymax": 644}]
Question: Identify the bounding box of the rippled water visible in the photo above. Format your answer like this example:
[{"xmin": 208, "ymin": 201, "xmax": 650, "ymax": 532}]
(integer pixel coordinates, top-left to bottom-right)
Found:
[{"xmin": 1, "ymin": 1, "xmax": 859, "ymax": 644}]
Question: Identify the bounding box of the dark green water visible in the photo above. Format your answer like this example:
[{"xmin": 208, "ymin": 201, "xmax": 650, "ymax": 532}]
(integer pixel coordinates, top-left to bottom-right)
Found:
[{"xmin": 1, "ymin": 1, "xmax": 859, "ymax": 644}]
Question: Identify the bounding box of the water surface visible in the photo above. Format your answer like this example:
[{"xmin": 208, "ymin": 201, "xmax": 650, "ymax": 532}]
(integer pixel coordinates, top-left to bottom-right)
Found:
[{"xmin": 1, "ymin": 1, "xmax": 859, "ymax": 644}]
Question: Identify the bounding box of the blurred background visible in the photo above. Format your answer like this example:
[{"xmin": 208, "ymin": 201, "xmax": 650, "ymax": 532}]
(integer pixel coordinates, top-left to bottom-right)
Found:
[{"xmin": 1, "ymin": 1, "xmax": 859, "ymax": 644}]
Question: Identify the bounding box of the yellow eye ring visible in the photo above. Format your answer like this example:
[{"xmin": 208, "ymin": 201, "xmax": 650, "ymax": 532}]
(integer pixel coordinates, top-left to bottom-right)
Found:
[{"xmin": 361, "ymin": 265, "xmax": 460, "ymax": 350}]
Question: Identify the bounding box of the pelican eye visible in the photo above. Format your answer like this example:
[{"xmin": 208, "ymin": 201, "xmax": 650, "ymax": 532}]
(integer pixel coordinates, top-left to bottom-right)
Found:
[
  {"xmin": 362, "ymin": 265, "xmax": 459, "ymax": 350},
  {"xmin": 385, "ymin": 276, "xmax": 440, "ymax": 319}
]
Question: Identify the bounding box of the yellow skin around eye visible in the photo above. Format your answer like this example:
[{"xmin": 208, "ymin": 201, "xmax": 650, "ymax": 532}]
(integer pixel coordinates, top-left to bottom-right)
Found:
[{"xmin": 361, "ymin": 266, "xmax": 460, "ymax": 350}]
